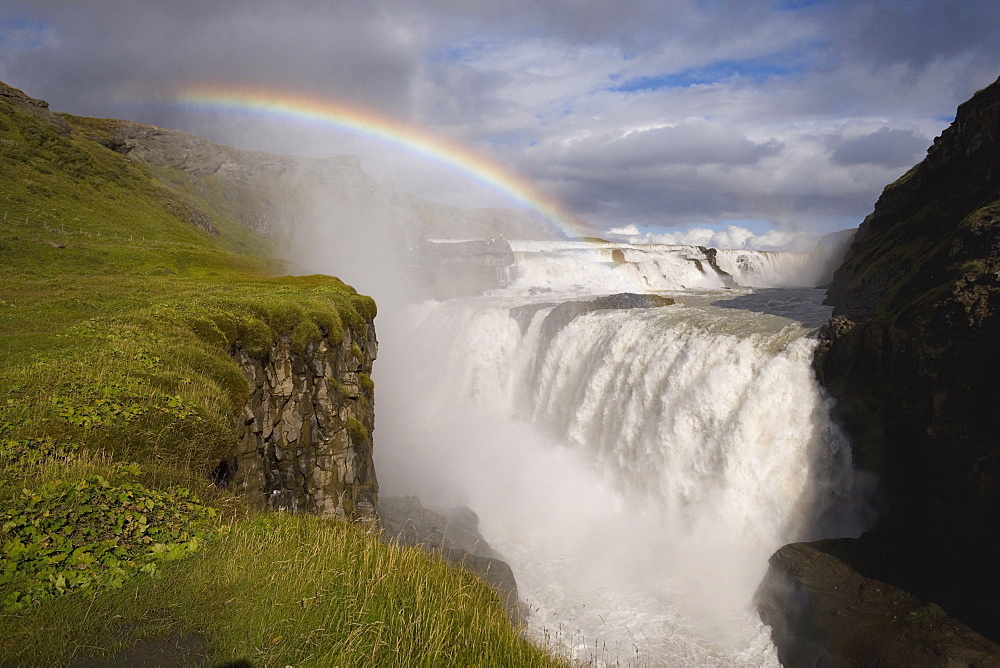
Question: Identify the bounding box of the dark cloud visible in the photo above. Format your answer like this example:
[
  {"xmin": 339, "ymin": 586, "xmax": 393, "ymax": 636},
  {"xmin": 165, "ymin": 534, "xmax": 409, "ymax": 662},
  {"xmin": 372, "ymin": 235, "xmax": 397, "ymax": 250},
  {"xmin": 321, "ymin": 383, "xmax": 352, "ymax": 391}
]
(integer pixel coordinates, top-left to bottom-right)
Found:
[
  {"xmin": 830, "ymin": 127, "xmax": 928, "ymax": 167},
  {"xmin": 542, "ymin": 159, "xmax": 879, "ymax": 232},
  {"xmin": 420, "ymin": 62, "xmax": 515, "ymax": 127},
  {"xmin": 2, "ymin": 1, "xmax": 424, "ymax": 116},
  {"xmin": 845, "ymin": 1, "xmax": 1000, "ymax": 73},
  {"xmin": 561, "ymin": 124, "xmax": 782, "ymax": 168}
]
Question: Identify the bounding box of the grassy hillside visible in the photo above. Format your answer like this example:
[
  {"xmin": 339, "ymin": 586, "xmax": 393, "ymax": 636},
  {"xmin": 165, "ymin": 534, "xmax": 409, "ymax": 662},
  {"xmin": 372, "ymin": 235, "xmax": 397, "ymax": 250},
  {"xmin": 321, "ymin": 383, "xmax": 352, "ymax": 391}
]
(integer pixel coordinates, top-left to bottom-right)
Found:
[{"xmin": 0, "ymin": 83, "xmax": 559, "ymax": 666}]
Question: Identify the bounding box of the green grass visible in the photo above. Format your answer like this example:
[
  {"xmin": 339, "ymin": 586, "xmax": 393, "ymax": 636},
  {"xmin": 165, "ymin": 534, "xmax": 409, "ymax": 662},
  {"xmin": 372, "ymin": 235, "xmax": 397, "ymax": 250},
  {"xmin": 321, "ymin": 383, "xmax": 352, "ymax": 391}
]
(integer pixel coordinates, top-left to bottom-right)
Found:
[
  {"xmin": 0, "ymin": 86, "xmax": 561, "ymax": 665},
  {"xmin": 0, "ymin": 470, "xmax": 557, "ymax": 666}
]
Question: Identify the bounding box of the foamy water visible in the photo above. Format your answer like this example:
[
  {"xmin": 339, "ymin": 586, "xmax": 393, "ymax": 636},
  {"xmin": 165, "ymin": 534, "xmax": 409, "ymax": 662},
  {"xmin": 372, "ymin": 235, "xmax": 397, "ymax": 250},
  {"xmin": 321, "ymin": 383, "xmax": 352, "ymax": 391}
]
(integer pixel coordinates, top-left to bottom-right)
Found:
[{"xmin": 374, "ymin": 242, "xmax": 865, "ymax": 665}]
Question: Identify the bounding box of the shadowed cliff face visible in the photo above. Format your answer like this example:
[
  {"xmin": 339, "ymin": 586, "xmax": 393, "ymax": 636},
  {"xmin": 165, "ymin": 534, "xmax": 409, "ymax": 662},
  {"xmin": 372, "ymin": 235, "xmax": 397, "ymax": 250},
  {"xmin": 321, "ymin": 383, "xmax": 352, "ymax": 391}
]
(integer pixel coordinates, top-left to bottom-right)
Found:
[{"xmin": 815, "ymin": 76, "xmax": 1000, "ymax": 639}]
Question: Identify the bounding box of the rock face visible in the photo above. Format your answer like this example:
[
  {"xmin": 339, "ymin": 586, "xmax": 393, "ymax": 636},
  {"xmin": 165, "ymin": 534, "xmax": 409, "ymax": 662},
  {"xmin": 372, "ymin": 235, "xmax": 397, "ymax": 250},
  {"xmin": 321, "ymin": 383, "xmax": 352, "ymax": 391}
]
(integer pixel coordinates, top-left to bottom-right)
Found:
[
  {"xmin": 693, "ymin": 245, "xmax": 739, "ymax": 287},
  {"xmin": 757, "ymin": 540, "xmax": 1000, "ymax": 667},
  {"xmin": 379, "ymin": 495, "xmax": 524, "ymax": 625},
  {"xmin": 510, "ymin": 292, "xmax": 676, "ymax": 336},
  {"xmin": 759, "ymin": 76, "xmax": 1000, "ymax": 657},
  {"xmin": 0, "ymin": 81, "xmax": 71, "ymax": 135},
  {"xmin": 232, "ymin": 323, "xmax": 379, "ymax": 526}
]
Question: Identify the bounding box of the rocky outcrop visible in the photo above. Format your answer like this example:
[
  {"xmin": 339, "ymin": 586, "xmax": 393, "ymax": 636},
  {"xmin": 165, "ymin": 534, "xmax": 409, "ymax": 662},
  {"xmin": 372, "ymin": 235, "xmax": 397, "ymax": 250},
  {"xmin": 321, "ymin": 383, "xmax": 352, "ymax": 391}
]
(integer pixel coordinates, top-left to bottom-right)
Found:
[
  {"xmin": 379, "ymin": 495, "xmax": 524, "ymax": 625},
  {"xmin": 693, "ymin": 246, "xmax": 739, "ymax": 287},
  {"xmin": 231, "ymin": 322, "xmax": 379, "ymax": 526},
  {"xmin": 0, "ymin": 81, "xmax": 71, "ymax": 135},
  {"xmin": 757, "ymin": 540, "xmax": 1000, "ymax": 667},
  {"xmin": 759, "ymin": 76, "xmax": 1000, "ymax": 658}
]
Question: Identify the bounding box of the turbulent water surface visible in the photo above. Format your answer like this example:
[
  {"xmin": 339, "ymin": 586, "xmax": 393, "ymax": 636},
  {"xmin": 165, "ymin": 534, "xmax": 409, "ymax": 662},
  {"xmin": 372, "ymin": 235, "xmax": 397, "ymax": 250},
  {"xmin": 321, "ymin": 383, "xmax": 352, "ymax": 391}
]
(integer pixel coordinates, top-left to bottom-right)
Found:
[{"xmin": 375, "ymin": 241, "xmax": 865, "ymax": 666}]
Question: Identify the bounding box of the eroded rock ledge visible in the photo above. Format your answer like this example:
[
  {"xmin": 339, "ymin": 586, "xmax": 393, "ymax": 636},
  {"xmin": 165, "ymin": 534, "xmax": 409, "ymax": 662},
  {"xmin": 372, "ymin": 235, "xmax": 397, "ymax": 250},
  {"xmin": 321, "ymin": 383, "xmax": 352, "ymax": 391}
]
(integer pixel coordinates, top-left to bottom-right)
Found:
[
  {"xmin": 509, "ymin": 292, "xmax": 676, "ymax": 336},
  {"xmin": 231, "ymin": 324, "xmax": 379, "ymax": 526}
]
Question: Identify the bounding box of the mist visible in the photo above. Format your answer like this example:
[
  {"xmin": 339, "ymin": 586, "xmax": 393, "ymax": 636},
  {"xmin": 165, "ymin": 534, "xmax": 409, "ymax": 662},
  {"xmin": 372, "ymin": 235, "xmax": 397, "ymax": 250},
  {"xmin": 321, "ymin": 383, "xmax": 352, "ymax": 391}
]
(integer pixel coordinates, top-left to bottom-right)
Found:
[
  {"xmin": 0, "ymin": 1, "xmax": 991, "ymax": 662},
  {"xmin": 279, "ymin": 194, "xmax": 871, "ymax": 661}
]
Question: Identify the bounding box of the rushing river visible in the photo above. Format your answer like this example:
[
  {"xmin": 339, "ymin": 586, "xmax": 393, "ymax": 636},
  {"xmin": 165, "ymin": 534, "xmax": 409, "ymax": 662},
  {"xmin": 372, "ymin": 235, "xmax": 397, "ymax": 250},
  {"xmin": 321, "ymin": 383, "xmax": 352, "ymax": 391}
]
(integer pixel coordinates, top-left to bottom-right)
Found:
[{"xmin": 374, "ymin": 241, "xmax": 866, "ymax": 665}]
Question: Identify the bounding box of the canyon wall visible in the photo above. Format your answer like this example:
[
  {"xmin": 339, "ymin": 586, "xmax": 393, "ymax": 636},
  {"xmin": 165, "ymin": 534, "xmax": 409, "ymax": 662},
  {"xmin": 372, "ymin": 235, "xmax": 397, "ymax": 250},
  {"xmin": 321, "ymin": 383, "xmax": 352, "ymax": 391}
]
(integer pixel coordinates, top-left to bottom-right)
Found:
[{"xmin": 759, "ymin": 76, "xmax": 1000, "ymax": 663}]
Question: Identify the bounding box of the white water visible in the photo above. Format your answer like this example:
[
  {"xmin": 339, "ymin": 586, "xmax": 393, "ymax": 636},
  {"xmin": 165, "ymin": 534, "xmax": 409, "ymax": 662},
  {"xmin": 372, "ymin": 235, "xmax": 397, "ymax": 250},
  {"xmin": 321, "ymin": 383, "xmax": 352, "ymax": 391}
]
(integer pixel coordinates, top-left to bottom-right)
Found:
[
  {"xmin": 714, "ymin": 249, "xmax": 819, "ymax": 288},
  {"xmin": 374, "ymin": 241, "xmax": 866, "ymax": 666},
  {"xmin": 502, "ymin": 241, "xmax": 827, "ymax": 294}
]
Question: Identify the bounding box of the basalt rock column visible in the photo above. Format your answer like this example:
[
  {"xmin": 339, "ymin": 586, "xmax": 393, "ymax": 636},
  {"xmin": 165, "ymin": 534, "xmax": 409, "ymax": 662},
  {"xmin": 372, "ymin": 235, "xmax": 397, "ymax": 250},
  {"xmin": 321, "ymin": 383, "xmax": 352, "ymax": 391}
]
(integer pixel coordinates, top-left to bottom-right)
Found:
[{"xmin": 233, "ymin": 322, "xmax": 379, "ymax": 526}]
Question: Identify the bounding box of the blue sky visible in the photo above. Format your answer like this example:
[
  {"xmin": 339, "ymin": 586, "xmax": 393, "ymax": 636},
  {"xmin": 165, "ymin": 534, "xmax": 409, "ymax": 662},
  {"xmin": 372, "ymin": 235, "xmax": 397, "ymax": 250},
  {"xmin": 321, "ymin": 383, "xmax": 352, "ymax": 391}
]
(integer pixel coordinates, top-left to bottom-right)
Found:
[
  {"xmin": 1, "ymin": 0, "xmax": 998, "ymax": 249},
  {"xmin": 609, "ymin": 58, "xmax": 805, "ymax": 93}
]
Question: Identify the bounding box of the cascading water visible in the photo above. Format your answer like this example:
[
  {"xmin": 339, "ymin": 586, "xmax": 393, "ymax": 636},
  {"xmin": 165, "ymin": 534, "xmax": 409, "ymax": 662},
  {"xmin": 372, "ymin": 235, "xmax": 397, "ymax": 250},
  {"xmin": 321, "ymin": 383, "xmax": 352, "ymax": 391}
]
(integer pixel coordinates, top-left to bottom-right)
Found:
[
  {"xmin": 713, "ymin": 249, "xmax": 819, "ymax": 288},
  {"xmin": 374, "ymin": 241, "xmax": 866, "ymax": 665}
]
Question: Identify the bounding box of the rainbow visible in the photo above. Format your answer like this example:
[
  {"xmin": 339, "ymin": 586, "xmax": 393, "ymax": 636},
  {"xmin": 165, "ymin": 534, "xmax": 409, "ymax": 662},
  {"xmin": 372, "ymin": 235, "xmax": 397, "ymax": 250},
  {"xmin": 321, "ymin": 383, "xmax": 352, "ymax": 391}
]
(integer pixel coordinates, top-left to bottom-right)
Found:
[{"xmin": 174, "ymin": 84, "xmax": 584, "ymax": 238}]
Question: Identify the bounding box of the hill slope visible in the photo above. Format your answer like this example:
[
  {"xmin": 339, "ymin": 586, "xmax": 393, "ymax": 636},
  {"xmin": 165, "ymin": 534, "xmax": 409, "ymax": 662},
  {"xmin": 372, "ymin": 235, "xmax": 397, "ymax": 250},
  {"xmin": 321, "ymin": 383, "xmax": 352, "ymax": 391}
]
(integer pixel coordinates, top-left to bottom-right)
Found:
[{"xmin": 0, "ymin": 80, "xmax": 559, "ymax": 666}]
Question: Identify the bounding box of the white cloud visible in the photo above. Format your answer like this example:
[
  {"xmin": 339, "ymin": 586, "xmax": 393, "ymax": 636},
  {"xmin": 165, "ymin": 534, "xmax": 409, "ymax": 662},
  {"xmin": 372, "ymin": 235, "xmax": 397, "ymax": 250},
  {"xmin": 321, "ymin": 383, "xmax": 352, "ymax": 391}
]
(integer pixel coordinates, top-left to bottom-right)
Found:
[
  {"xmin": 636, "ymin": 225, "xmax": 817, "ymax": 252},
  {"xmin": 606, "ymin": 224, "xmax": 639, "ymax": 236}
]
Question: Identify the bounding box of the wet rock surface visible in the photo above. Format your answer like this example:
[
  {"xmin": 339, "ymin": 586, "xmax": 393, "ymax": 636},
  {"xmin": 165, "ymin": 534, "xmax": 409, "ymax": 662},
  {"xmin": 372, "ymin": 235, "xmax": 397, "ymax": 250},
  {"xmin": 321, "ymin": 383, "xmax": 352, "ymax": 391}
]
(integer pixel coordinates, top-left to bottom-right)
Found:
[
  {"xmin": 693, "ymin": 245, "xmax": 739, "ymax": 287},
  {"xmin": 379, "ymin": 495, "xmax": 524, "ymax": 625},
  {"xmin": 510, "ymin": 292, "xmax": 676, "ymax": 336}
]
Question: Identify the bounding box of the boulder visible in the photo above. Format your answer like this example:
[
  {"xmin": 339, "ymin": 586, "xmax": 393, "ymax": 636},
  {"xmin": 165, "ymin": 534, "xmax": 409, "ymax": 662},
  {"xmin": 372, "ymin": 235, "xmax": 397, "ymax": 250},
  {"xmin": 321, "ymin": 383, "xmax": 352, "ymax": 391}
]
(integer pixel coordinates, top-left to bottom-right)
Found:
[{"xmin": 757, "ymin": 539, "xmax": 1000, "ymax": 667}]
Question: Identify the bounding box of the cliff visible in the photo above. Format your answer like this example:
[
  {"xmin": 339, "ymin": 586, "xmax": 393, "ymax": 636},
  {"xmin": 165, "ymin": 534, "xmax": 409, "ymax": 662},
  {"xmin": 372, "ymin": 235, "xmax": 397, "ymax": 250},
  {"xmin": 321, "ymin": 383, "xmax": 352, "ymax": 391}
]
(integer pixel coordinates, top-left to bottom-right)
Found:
[
  {"xmin": 758, "ymin": 76, "xmax": 1000, "ymax": 662},
  {"xmin": 231, "ymin": 315, "xmax": 379, "ymax": 525}
]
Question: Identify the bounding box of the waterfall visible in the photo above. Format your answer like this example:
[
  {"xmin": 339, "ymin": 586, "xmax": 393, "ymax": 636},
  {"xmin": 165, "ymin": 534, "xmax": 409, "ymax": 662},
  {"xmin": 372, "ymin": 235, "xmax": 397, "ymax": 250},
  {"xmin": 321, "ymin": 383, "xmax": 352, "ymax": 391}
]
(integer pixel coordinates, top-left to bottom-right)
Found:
[
  {"xmin": 504, "ymin": 241, "xmax": 826, "ymax": 294},
  {"xmin": 713, "ymin": 249, "xmax": 820, "ymax": 288},
  {"xmin": 374, "ymin": 242, "xmax": 866, "ymax": 665}
]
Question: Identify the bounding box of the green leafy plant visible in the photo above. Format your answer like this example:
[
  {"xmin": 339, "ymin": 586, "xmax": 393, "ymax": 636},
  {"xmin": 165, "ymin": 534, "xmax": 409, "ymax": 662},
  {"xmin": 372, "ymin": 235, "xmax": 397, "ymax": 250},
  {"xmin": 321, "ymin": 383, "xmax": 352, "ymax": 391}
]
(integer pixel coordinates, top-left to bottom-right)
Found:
[
  {"xmin": 0, "ymin": 437, "xmax": 79, "ymax": 470},
  {"xmin": 0, "ymin": 476, "xmax": 215, "ymax": 611},
  {"xmin": 51, "ymin": 396, "xmax": 148, "ymax": 428}
]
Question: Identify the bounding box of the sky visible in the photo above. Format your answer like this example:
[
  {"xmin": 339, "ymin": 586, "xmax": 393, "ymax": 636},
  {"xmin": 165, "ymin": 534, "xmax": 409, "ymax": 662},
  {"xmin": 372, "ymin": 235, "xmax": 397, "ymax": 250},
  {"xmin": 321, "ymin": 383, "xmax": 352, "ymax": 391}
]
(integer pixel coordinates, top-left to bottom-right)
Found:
[{"xmin": 1, "ymin": 0, "xmax": 998, "ymax": 249}]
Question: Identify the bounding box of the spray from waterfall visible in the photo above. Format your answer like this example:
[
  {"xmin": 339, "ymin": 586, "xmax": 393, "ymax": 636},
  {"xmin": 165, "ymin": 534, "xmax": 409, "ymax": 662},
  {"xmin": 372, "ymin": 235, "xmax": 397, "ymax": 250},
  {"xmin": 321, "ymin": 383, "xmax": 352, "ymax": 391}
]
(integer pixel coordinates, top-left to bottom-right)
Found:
[{"xmin": 370, "ymin": 249, "xmax": 869, "ymax": 663}]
